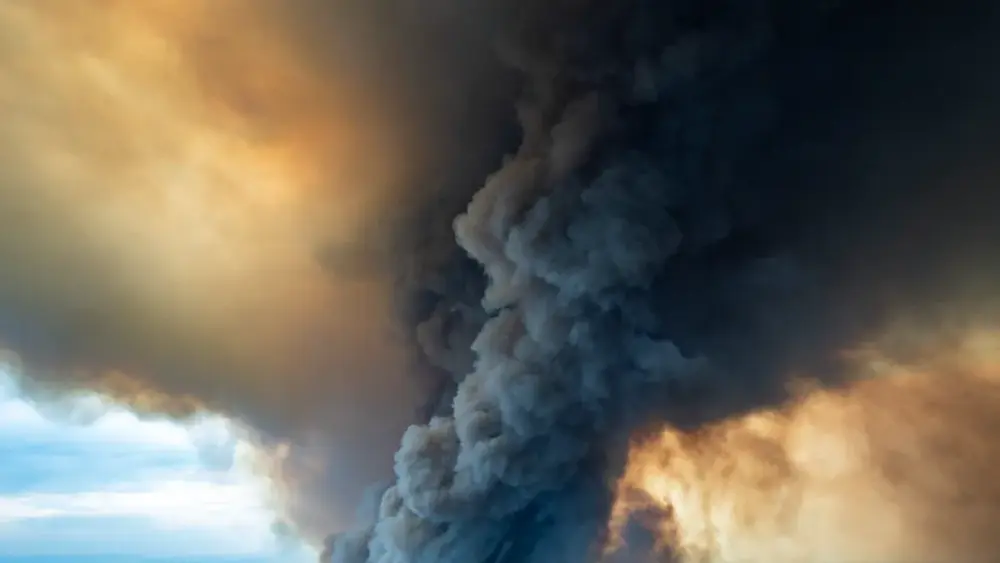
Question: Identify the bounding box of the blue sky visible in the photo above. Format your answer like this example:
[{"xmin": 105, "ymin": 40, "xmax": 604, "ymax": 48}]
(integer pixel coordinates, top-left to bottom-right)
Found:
[{"xmin": 0, "ymin": 369, "xmax": 316, "ymax": 563}]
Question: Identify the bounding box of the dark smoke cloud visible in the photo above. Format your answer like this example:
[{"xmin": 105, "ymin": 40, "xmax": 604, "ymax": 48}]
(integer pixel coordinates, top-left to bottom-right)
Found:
[
  {"xmin": 5, "ymin": 0, "xmax": 1000, "ymax": 560},
  {"xmin": 324, "ymin": 1, "xmax": 1000, "ymax": 562}
]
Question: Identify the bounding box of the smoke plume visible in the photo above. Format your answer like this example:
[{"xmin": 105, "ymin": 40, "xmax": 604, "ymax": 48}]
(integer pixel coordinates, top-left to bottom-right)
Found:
[
  {"xmin": 4, "ymin": 0, "xmax": 1000, "ymax": 561},
  {"xmin": 326, "ymin": 1, "xmax": 1000, "ymax": 562},
  {"xmin": 610, "ymin": 331, "xmax": 1000, "ymax": 562},
  {"xmin": 0, "ymin": 0, "xmax": 512, "ymax": 540}
]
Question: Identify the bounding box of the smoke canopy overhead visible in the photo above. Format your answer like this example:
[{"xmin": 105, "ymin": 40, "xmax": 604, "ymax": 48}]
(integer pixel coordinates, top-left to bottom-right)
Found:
[
  {"xmin": 0, "ymin": 0, "xmax": 511, "ymax": 538},
  {"xmin": 329, "ymin": 1, "xmax": 1000, "ymax": 562},
  {"xmin": 3, "ymin": 1, "xmax": 1000, "ymax": 561}
]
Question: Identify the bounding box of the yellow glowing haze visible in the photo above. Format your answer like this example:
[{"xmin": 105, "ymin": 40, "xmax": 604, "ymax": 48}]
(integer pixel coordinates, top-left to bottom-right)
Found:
[
  {"xmin": 611, "ymin": 329, "xmax": 1000, "ymax": 563},
  {"xmin": 0, "ymin": 0, "xmax": 423, "ymax": 536}
]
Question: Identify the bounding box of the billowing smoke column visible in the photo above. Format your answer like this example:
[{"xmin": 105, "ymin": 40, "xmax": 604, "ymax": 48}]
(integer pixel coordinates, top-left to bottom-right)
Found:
[
  {"xmin": 4, "ymin": 0, "xmax": 1000, "ymax": 560},
  {"xmin": 327, "ymin": 1, "xmax": 1000, "ymax": 562}
]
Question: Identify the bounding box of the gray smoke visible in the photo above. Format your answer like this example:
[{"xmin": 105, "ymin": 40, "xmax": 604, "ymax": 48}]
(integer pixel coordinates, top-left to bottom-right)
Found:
[
  {"xmin": 4, "ymin": 0, "xmax": 1000, "ymax": 559},
  {"xmin": 328, "ymin": 1, "xmax": 1000, "ymax": 562}
]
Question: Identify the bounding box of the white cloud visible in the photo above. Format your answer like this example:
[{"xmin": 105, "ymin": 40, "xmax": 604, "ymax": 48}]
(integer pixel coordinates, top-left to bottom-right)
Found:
[
  {"xmin": 0, "ymin": 369, "xmax": 305, "ymax": 558},
  {"xmin": 0, "ymin": 395, "xmax": 44, "ymax": 428},
  {"xmin": 0, "ymin": 479, "xmax": 272, "ymax": 531}
]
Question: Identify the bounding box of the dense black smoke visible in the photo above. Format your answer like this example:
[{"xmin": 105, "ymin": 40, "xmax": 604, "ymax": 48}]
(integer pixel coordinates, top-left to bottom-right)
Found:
[
  {"xmin": 326, "ymin": 1, "xmax": 1000, "ymax": 562},
  {"xmin": 4, "ymin": 0, "xmax": 1000, "ymax": 559}
]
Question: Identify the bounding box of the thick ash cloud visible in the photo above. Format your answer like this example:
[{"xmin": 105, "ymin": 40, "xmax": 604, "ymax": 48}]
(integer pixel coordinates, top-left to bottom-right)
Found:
[
  {"xmin": 325, "ymin": 1, "xmax": 1000, "ymax": 562},
  {"xmin": 4, "ymin": 0, "xmax": 1000, "ymax": 560}
]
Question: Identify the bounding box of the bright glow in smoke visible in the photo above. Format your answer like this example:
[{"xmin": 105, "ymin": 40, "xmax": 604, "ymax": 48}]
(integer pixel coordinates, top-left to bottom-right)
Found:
[
  {"xmin": 609, "ymin": 329, "xmax": 1000, "ymax": 563},
  {"xmin": 0, "ymin": 0, "xmax": 388, "ymax": 356}
]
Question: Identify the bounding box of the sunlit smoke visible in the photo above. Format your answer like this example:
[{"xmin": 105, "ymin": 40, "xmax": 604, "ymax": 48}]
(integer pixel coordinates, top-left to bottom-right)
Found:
[
  {"xmin": 6, "ymin": 2, "xmax": 1000, "ymax": 560},
  {"xmin": 609, "ymin": 329, "xmax": 1000, "ymax": 563},
  {"xmin": 0, "ymin": 0, "xmax": 404, "ymax": 395},
  {"xmin": 0, "ymin": 0, "xmax": 423, "ymax": 539}
]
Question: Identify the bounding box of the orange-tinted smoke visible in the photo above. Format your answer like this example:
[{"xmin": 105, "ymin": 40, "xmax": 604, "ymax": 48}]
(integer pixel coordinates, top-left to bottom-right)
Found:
[
  {"xmin": 609, "ymin": 329, "xmax": 1000, "ymax": 563},
  {"xmin": 0, "ymin": 0, "xmax": 424, "ymax": 536}
]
